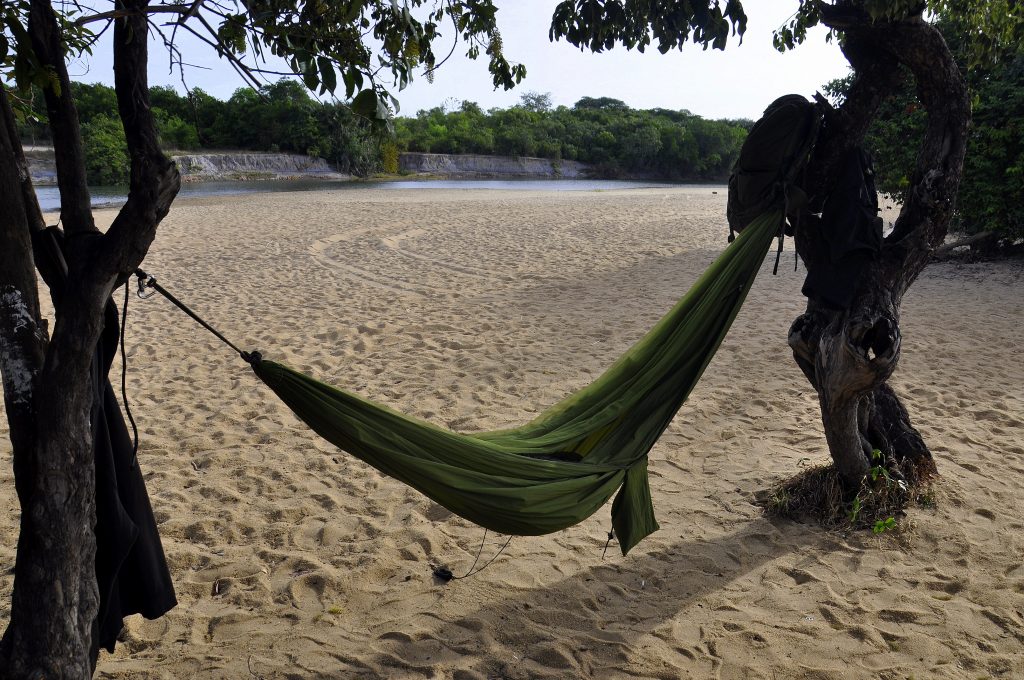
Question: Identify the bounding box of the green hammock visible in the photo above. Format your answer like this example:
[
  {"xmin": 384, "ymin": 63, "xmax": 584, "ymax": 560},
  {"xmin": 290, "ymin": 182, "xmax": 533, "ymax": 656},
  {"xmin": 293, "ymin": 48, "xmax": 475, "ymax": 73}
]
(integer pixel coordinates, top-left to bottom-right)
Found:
[{"xmin": 249, "ymin": 209, "xmax": 783, "ymax": 555}]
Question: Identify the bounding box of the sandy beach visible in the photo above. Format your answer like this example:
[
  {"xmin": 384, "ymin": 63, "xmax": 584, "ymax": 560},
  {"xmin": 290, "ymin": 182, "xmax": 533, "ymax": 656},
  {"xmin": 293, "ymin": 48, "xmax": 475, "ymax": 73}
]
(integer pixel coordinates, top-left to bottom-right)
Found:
[{"xmin": 1, "ymin": 186, "xmax": 1022, "ymax": 678}]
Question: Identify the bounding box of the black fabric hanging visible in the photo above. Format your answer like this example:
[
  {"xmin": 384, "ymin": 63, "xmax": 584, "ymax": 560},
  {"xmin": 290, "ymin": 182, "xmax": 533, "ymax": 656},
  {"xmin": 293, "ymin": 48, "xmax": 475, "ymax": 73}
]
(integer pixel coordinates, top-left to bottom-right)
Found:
[
  {"xmin": 91, "ymin": 293, "xmax": 177, "ymax": 653},
  {"xmin": 32, "ymin": 228, "xmax": 176, "ymax": 655},
  {"xmin": 801, "ymin": 146, "xmax": 884, "ymax": 309}
]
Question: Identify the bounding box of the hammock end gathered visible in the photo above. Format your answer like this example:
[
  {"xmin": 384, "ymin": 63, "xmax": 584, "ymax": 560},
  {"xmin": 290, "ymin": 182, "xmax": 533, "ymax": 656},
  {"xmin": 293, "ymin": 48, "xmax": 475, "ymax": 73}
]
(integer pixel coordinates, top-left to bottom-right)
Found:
[{"xmin": 241, "ymin": 350, "xmax": 263, "ymax": 366}]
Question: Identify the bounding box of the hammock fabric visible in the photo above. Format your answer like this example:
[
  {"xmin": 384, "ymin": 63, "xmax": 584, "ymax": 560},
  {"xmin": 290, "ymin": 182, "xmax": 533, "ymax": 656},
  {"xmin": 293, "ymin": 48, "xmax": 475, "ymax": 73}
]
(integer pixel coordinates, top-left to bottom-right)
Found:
[{"xmin": 248, "ymin": 209, "xmax": 783, "ymax": 555}]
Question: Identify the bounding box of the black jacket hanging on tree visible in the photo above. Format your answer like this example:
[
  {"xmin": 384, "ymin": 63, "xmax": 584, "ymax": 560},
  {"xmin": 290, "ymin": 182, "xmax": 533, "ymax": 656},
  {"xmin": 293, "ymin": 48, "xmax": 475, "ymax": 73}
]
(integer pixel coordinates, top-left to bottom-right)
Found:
[
  {"xmin": 33, "ymin": 228, "xmax": 176, "ymax": 655},
  {"xmin": 91, "ymin": 294, "xmax": 177, "ymax": 653}
]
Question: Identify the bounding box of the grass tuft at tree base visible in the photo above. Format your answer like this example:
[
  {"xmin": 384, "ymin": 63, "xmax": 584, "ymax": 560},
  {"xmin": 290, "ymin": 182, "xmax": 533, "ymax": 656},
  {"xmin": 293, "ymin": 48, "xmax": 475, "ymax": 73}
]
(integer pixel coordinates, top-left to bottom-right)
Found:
[{"xmin": 761, "ymin": 453, "xmax": 937, "ymax": 534}]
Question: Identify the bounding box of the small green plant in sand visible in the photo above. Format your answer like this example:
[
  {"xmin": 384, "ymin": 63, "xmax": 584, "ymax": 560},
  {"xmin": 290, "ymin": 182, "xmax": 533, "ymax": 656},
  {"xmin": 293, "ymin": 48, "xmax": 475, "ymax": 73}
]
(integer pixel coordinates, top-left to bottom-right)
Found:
[
  {"xmin": 872, "ymin": 517, "xmax": 898, "ymax": 534},
  {"xmin": 865, "ymin": 449, "xmax": 900, "ymax": 534},
  {"xmin": 763, "ymin": 447, "xmax": 936, "ymax": 533}
]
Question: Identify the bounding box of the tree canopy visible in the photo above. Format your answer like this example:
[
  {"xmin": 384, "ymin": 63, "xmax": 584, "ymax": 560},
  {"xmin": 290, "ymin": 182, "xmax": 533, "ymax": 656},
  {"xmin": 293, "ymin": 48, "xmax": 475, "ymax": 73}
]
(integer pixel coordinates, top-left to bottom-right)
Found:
[{"xmin": 2, "ymin": 0, "xmax": 525, "ymax": 125}]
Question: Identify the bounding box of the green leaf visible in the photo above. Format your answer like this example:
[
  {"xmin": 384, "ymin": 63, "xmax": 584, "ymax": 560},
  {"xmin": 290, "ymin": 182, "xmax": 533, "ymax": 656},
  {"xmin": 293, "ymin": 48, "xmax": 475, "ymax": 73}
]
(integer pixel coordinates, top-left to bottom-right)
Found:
[
  {"xmin": 351, "ymin": 88, "xmax": 378, "ymax": 117},
  {"xmin": 872, "ymin": 517, "xmax": 897, "ymax": 534},
  {"xmin": 317, "ymin": 57, "xmax": 336, "ymax": 94},
  {"xmin": 302, "ymin": 66, "xmax": 319, "ymax": 91},
  {"xmin": 848, "ymin": 496, "xmax": 862, "ymax": 523}
]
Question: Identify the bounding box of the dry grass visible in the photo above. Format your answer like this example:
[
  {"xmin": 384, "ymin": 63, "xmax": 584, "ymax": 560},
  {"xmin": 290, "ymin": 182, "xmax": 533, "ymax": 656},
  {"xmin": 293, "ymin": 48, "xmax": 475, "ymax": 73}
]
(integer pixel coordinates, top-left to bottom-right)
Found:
[{"xmin": 762, "ymin": 455, "xmax": 937, "ymax": 532}]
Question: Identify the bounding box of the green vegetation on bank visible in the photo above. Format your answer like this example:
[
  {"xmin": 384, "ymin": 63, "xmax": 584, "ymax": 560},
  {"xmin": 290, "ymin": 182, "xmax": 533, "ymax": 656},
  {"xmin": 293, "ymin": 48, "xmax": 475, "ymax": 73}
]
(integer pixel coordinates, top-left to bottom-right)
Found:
[
  {"xmin": 17, "ymin": 83, "xmax": 748, "ymax": 185},
  {"xmin": 395, "ymin": 93, "xmax": 751, "ymax": 180}
]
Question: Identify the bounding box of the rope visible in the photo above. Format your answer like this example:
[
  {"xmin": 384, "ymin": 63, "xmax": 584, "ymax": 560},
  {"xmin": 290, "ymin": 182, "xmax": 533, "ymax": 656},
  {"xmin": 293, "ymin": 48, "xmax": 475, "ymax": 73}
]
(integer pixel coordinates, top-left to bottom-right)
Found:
[
  {"xmin": 602, "ymin": 529, "xmax": 616, "ymax": 559},
  {"xmin": 456, "ymin": 534, "xmax": 513, "ymax": 579},
  {"xmin": 120, "ymin": 281, "xmax": 141, "ymax": 468},
  {"xmin": 457, "ymin": 529, "xmax": 490, "ymax": 578},
  {"xmin": 134, "ymin": 269, "xmax": 260, "ymax": 365},
  {"xmin": 432, "ymin": 531, "xmax": 514, "ymax": 582},
  {"xmin": 772, "ymin": 232, "xmax": 785, "ymax": 276}
]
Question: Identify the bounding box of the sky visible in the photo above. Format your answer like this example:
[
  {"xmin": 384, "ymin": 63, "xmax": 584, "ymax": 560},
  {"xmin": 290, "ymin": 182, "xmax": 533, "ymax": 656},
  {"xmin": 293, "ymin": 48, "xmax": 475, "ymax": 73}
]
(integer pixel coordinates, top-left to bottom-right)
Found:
[{"xmin": 70, "ymin": 0, "xmax": 851, "ymax": 121}]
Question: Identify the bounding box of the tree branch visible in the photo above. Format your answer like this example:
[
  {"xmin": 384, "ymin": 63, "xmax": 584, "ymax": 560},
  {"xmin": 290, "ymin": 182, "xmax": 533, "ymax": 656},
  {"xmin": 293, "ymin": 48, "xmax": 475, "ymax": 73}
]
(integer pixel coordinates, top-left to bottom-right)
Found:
[
  {"xmin": 796, "ymin": 32, "xmax": 904, "ymax": 271},
  {"xmin": 97, "ymin": 0, "xmax": 181, "ymax": 280},
  {"xmin": 73, "ymin": 2, "xmax": 199, "ymax": 26},
  {"xmin": 877, "ymin": 22, "xmax": 970, "ymax": 291},
  {"xmin": 798, "ymin": 13, "xmax": 967, "ymax": 301},
  {"xmin": 814, "ymin": 9, "xmax": 969, "ymax": 292},
  {"xmin": 932, "ymin": 230, "xmax": 996, "ymax": 258},
  {"xmin": 28, "ymin": 0, "xmax": 96, "ymax": 237}
]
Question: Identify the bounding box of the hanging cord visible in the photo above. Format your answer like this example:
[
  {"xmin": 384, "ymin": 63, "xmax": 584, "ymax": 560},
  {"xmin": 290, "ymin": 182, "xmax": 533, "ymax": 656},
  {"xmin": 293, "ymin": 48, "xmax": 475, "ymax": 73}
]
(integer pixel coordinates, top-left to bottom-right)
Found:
[
  {"xmin": 772, "ymin": 231, "xmax": 785, "ymax": 276},
  {"xmin": 134, "ymin": 269, "xmax": 260, "ymax": 365},
  {"xmin": 120, "ymin": 281, "xmax": 141, "ymax": 468},
  {"xmin": 432, "ymin": 530, "xmax": 514, "ymax": 582},
  {"xmin": 602, "ymin": 529, "xmax": 616, "ymax": 559},
  {"xmin": 773, "ymin": 182, "xmax": 796, "ymax": 276}
]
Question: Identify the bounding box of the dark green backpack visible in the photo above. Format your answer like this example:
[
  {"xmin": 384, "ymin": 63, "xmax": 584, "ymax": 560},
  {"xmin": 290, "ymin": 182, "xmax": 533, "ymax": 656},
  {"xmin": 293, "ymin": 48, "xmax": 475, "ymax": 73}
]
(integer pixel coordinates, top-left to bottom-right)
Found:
[{"xmin": 727, "ymin": 94, "xmax": 823, "ymax": 251}]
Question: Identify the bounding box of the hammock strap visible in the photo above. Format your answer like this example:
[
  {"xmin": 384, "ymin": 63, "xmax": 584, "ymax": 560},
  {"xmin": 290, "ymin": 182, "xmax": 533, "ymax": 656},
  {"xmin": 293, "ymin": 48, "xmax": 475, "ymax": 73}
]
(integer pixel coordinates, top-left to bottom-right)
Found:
[{"xmin": 134, "ymin": 269, "xmax": 261, "ymax": 365}]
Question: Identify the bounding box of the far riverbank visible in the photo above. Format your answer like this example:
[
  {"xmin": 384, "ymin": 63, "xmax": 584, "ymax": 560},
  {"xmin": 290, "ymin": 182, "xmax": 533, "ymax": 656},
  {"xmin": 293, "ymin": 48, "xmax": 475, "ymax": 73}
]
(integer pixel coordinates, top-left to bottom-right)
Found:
[{"xmin": 34, "ymin": 177, "xmax": 688, "ymax": 213}]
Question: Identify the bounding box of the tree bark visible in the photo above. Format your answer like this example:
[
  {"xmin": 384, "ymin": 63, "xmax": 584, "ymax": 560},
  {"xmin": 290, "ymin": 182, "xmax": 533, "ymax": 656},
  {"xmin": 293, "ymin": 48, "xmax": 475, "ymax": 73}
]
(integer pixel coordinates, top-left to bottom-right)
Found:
[
  {"xmin": 0, "ymin": 1, "xmax": 179, "ymax": 676},
  {"xmin": 790, "ymin": 10, "xmax": 967, "ymax": 486},
  {"xmin": 0, "ymin": 86, "xmax": 47, "ymax": 507}
]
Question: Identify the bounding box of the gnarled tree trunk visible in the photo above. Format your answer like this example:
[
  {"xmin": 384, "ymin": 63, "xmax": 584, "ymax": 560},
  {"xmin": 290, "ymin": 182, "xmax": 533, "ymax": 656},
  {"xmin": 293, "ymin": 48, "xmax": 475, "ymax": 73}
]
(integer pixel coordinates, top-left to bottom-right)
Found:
[{"xmin": 791, "ymin": 11, "xmax": 969, "ymax": 487}]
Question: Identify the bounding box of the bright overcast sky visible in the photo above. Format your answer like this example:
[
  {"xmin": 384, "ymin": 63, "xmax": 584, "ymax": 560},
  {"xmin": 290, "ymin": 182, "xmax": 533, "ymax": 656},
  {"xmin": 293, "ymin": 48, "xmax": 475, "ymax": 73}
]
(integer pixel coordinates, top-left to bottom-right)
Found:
[{"xmin": 71, "ymin": 0, "xmax": 851, "ymax": 121}]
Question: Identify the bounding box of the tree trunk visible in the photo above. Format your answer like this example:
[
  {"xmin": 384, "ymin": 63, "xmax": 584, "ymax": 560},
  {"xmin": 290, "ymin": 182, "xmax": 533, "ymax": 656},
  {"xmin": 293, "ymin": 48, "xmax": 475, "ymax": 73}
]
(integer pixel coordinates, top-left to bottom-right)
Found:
[
  {"xmin": 0, "ymin": 29, "xmax": 105, "ymax": 680},
  {"xmin": 1, "ymin": 86, "xmax": 97, "ymax": 680},
  {"xmin": 791, "ymin": 12, "xmax": 968, "ymax": 487},
  {"xmin": 0, "ymin": 1, "xmax": 179, "ymax": 676}
]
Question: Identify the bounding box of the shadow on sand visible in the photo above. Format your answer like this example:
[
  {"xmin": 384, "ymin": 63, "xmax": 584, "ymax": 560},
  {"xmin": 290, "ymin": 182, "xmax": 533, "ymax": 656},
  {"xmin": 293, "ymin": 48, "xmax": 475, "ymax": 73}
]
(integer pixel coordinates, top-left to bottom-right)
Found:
[{"xmin": 369, "ymin": 516, "xmax": 840, "ymax": 678}]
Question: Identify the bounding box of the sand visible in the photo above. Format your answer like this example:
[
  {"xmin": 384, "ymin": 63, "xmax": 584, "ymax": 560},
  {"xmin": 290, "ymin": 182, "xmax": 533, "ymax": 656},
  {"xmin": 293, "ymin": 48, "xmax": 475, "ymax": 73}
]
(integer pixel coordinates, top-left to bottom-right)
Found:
[{"xmin": 1, "ymin": 186, "xmax": 1022, "ymax": 679}]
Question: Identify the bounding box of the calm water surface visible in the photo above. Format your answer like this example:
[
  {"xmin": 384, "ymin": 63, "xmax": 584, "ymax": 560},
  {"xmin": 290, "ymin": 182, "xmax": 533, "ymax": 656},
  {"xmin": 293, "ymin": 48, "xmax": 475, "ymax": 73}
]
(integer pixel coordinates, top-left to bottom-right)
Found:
[{"xmin": 35, "ymin": 178, "xmax": 688, "ymax": 212}]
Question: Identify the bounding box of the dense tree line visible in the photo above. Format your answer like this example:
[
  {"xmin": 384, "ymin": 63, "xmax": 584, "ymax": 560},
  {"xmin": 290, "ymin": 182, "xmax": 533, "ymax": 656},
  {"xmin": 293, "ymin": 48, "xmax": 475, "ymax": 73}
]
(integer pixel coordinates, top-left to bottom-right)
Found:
[
  {"xmin": 18, "ymin": 80, "xmax": 385, "ymax": 184},
  {"xmin": 828, "ymin": 20, "xmax": 1023, "ymax": 242},
  {"xmin": 18, "ymin": 82, "xmax": 748, "ymax": 185},
  {"xmin": 395, "ymin": 93, "xmax": 751, "ymax": 180}
]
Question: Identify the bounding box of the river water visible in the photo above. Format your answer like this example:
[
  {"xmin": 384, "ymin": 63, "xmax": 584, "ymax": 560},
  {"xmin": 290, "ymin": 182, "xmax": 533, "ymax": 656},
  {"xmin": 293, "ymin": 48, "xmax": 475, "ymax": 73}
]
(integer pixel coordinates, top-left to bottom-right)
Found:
[{"xmin": 35, "ymin": 178, "xmax": 685, "ymax": 212}]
